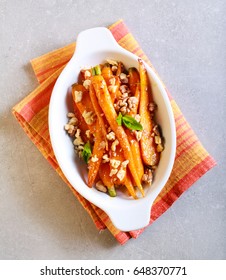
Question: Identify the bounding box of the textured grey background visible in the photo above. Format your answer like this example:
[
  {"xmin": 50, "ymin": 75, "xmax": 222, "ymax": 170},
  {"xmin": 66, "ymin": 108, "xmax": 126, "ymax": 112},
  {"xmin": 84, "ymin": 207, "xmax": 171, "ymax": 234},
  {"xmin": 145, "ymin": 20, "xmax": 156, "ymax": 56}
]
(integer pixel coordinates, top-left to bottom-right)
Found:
[{"xmin": 0, "ymin": 0, "xmax": 225, "ymax": 259}]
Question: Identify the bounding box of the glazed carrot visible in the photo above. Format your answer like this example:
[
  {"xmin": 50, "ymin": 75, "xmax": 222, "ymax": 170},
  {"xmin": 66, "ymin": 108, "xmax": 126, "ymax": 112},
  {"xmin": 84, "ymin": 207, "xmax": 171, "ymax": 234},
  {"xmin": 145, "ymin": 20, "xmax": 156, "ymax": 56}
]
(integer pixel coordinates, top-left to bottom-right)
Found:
[
  {"xmin": 122, "ymin": 68, "xmax": 144, "ymax": 181},
  {"xmin": 89, "ymin": 84, "xmax": 108, "ymax": 139},
  {"xmin": 138, "ymin": 58, "xmax": 160, "ymax": 166},
  {"xmin": 98, "ymin": 163, "xmax": 116, "ymax": 197},
  {"xmin": 87, "ymin": 121, "xmax": 105, "ymax": 187},
  {"xmin": 101, "ymin": 63, "xmax": 113, "ymax": 83},
  {"xmin": 128, "ymin": 67, "xmax": 140, "ymax": 96},
  {"xmin": 72, "ymin": 83, "xmax": 97, "ymax": 134},
  {"xmin": 126, "ymin": 129, "xmax": 144, "ymax": 181},
  {"xmin": 92, "ymin": 75, "xmax": 144, "ymax": 196},
  {"xmin": 124, "ymin": 172, "xmax": 137, "ymax": 199},
  {"xmin": 101, "ymin": 63, "xmax": 119, "ymax": 102}
]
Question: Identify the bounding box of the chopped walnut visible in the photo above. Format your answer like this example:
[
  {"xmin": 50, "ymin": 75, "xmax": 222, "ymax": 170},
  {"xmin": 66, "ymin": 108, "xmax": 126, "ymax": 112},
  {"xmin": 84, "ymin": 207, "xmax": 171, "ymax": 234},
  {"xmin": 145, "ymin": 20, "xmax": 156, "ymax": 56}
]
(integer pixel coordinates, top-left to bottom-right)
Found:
[
  {"xmin": 106, "ymin": 131, "xmax": 115, "ymax": 141},
  {"xmin": 142, "ymin": 168, "xmax": 153, "ymax": 185},
  {"xmin": 111, "ymin": 65, "xmax": 118, "ymax": 72},
  {"xmin": 117, "ymin": 169, "xmax": 126, "ymax": 181},
  {"xmin": 153, "ymin": 124, "xmax": 160, "ymax": 136},
  {"xmin": 154, "ymin": 135, "xmax": 162, "ymax": 145},
  {"xmin": 64, "ymin": 111, "xmax": 77, "ymax": 137},
  {"xmin": 110, "ymin": 159, "xmax": 121, "ymax": 169},
  {"xmin": 82, "ymin": 110, "xmax": 96, "ymax": 125},
  {"xmin": 111, "ymin": 139, "xmax": 119, "ymax": 151},
  {"xmin": 109, "ymin": 77, "xmax": 116, "ymax": 85},
  {"xmin": 83, "ymin": 79, "xmax": 91, "ymax": 89},
  {"xmin": 149, "ymin": 102, "xmax": 156, "ymax": 112},
  {"xmin": 108, "ymin": 85, "xmax": 118, "ymax": 94},
  {"xmin": 110, "ymin": 168, "xmax": 118, "ymax": 177},
  {"xmin": 119, "ymin": 73, "xmax": 128, "ymax": 84},
  {"xmin": 134, "ymin": 114, "xmax": 141, "ymax": 123},
  {"xmin": 95, "ymin": 180, "xmax": 107, "ymax": 193},
  {"xmin": 84, "ymin": 70, "xmax": 91, "ymax": 79},
  {"xmin": 121, "ymin": 160, "xmax": 129, "ymax": 169},
  {"xmin": 134, "ymin": 130, "xmax": 142, "ymax": 141},
  {"xmin": 106, "ymin": 59, "xmax": 118, "ymax": 66},
  {"xmin": 67, "ymin": 112, "xmax": 75, "ymax": 118},
  {"xmin": 102, "ymin": 154, "xmax": 110, "ymax": 163},
  {"xmin": 91, "ymin": 155, "xmax": 99, "ymax": 162},
  {"xmin": 120, "ymin": 85, "xmax": 130, "ymax": 94},
  {"xmin": 127, "ymin": 96, "xmax": 138, "ymax": 110},
  {"xmin": 73, "ymin": 129, "xmax": 84, "ymax": 146},
  {"xmin": 85, "ymin": 130, "xmax": 91, "ymax": 138},
  {"xmin": 68, "ymin": 117, "xmax": 78, "ymax": 126},
  {"xmin": 74, "ymin": 90, "xmax": 83, "ymax": 103},
  {"xmin": 157, "ymin": 144, "xmax": 164, "ymax": 152}
]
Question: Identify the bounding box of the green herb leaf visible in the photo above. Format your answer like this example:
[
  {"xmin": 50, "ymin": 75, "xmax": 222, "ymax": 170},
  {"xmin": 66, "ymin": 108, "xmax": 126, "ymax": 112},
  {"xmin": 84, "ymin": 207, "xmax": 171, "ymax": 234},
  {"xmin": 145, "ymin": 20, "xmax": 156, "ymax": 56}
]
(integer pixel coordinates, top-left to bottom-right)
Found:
[
  {"xmin": 82, "ymin": 141, "xmax": 92, "ymax": 164},
  {"xmin": 116, "ymin": 112, "xmax": 123, "ymax": 125},
  {"xmin": 122, "ymin": 115, "xmax": 143, "ymax": 131}
]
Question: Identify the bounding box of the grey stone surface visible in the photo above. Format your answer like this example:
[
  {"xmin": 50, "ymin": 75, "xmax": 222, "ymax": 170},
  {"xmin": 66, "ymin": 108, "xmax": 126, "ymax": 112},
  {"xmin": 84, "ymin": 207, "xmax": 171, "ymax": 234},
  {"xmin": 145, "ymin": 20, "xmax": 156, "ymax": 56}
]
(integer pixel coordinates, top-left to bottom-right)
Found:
[{"xmin": 0, "ymin": 0, "xmax": 225, "ymax": 259}]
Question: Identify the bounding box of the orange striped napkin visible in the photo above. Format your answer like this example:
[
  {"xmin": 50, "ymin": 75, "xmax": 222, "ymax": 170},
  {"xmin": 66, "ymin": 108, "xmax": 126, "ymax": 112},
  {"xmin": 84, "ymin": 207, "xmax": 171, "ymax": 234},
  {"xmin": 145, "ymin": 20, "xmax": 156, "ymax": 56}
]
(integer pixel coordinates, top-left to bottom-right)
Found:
[{"xmin": 12, "ymin": 20, "xmax": 216, "ymax": 244}]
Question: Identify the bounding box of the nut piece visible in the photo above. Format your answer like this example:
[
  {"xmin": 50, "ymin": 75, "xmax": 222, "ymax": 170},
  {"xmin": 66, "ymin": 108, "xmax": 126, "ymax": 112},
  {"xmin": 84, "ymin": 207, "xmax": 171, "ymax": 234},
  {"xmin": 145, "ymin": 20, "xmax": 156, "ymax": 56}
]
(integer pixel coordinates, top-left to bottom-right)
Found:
[
  {"xmin": 109, "ymin": 77, "xmax": 116, "ymax": 85},
  {"xmin": 102, "ymin": 154, "xmax": 110, "ymax": 163},
  {"xmin": 119, "ymin": 73, "xmax": 128, "ymax": 84},
  {"xmin": 67, "ymin": 112, "xmax": 75, "ymax": 118},
  {"xmin": 106, "ymin": 131, "xmax": 115, "ymax": 141},
  {"xmin": 111, "ymin": 139, "xmax": 119, "ymax": 151},
  {"xmin": 96, "ymin": 180, "xmax": 107, "ymax": 193},
  {"xmin": 108, "ymin": 85, "xmax": 118, "ymax": 94},
  {"xmin": 84, "ymin": 70, "xmax": 91, "ymax": 79},
  {"xmin": 142, "ymin": 168, "xmax": 153, "ymax": 185},
  {"xmin": 110, "ymin": 159, "xmax": 121, "ymax": 169},
  {"xmin": 110, "ymin": 168, "xmax": 118, "ymax": 177},
  {"xmin": 134, "ymin": 130, "xmax": 142, "ymax": 141},
  {"xmin": 83, "ymin": 79, "xmax": 91, "ymax": 89},
  {"xmin": 85, "ymin": 130, "xmax": 91, "ymax": 139},
  {"xmin": 116, "ymin": 169, "xmax": 126, "ymax": 181},
  {"xmin": 149, "ymin": 102, "xmax": 156, "ymax": 112},
  {"xmin": 91, "ymin": 155, "xmax": 98, "ymax": 162},
  {"xmin": 157, "ymin": 144, "xmax": 164, "ymax": 152},
  {"xmin": 82, "ymin": 110, "xmax": 96, "ymax": 125},
  {"xmin": 68, "ymin": 117, "xmax": 78, "ymax": 126},
  {"xmin": 74, "ymin": 90, "xmax": 83, "ymax": 103},
  {"xmin": 106, "ymin": 59, "xmax": 118, "ymax": 66},
  {"xmin": 154, "ymin": 135, "xmax": 162, "ymax": 145},
  {"xmin": 121, "ymin": 160, "xmax": 129, "ymax": 169},
  {"xmin": 111, "ymin": 65, "xmax": 118, "ymax": 72},
  {"xmin": 73, "ymin": 129, "xmax": 84, "ymax": 146},
  {"xmin": 127, "ymin": 96, "xmax": 138, "ymax": 110},
  {"xmin": 153, "ymin": 124, "xmax": 160, "ymax": 136}
]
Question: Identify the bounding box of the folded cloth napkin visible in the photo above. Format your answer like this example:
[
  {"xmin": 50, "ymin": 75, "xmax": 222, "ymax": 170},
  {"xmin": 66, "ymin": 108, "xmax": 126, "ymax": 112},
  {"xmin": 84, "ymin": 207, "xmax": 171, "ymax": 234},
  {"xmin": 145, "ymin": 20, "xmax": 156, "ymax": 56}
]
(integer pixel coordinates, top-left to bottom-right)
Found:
[{"xmin": 12, "ymin": 20, "xmax": 216, "ymax": 245}]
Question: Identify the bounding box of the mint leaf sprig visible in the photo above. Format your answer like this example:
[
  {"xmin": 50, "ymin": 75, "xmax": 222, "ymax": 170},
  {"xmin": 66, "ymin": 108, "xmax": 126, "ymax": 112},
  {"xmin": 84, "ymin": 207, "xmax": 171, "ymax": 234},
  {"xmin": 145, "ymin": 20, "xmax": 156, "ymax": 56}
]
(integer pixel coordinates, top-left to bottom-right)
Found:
[{"xmin": 116, "ymin": 113, "xmax": 143, "ymax": 131}]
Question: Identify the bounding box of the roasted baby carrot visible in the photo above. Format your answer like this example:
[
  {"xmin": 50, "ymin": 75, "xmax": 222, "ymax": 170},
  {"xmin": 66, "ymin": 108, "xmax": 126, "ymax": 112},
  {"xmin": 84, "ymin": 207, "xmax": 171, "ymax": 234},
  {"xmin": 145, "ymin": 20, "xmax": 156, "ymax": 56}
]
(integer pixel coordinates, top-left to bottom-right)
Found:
[
  {"xmin": 89, "ymin": 83, "xmax": 108, "ymax": 140},
  {"xmin": 87, "ymin": 121, "xmax": 106, "ymax": 187},
  {"xmin": 126, "ymin": 129, "xmax": 144, "ymax": 181},
  {"xmin": 138, "ymin": 59, "xmax": 160, "ymax": 166}
]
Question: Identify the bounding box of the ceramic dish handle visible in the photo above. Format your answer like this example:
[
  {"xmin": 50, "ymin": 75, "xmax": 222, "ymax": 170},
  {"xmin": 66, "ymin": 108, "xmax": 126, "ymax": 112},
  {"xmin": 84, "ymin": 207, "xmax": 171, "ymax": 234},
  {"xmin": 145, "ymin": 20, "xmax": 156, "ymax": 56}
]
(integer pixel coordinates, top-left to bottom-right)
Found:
[
  {"xmin": 107, "ymin": 199, "xmax": 152, "ymax": 232},
  {"xmin": 74, "ymin": 27, "xmax": 120, "ymax": 59}
]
